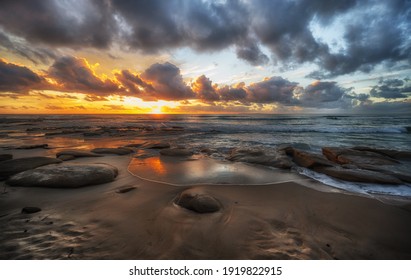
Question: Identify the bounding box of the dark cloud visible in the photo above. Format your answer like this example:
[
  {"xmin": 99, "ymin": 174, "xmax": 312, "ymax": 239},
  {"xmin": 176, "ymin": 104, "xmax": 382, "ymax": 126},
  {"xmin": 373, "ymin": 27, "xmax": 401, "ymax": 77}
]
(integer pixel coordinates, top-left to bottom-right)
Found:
[
  {"xmin": 115, "ymin": 70, "xmax": 153, "ymax": 95},
  {"xmin": 354, "ymin": 100, "xmax": 411, "ymax": 114},
  {"xmin": 370, "ymin": 78, "xmax": 411, "ymax": 99},
  {"xmin": 235, "ymin": 41, "xmax": 269, "ymax": 66},
  {"xmin": 0, "ymin": 59, "xmax": 46, "ymax": 93},
  {"xmin": 0, "ymin": 0, "xmax": 115, "ymax": 48},
  {"xmin": 48, "ymin": 56, "xmax": 119, "ymax": 94},
  {"xmin": 218, "ymin": 82, "xmax": 247, "ymax": 101},
  {"xmin": 0, "ymin": 0, "xmax": 409, "ymax": 74},
  {"xmin": 0, "ymin": 29, "xmax": 56, "ymax": 64},
  {"xmin": 140, "ymin": 62, "xmax": 195, "ymax": 100},
  {"xmin": 301, "ymin": 81, "xmax": 346, "ymax": 102},
  {"xmin": 247, "ymin": 77, "xmax": 299, "ymax": 104},
  {"xmin": 191, "ymin": 75, "xmax": 220, "ymax": 101}
]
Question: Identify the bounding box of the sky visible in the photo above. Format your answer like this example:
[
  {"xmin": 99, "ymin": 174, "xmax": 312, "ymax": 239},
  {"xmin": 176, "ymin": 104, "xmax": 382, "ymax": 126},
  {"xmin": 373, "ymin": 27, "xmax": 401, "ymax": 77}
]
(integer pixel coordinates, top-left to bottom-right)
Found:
[{"xmin": 0, "ymin": 0, "xmax": 410, "ymax": 114}]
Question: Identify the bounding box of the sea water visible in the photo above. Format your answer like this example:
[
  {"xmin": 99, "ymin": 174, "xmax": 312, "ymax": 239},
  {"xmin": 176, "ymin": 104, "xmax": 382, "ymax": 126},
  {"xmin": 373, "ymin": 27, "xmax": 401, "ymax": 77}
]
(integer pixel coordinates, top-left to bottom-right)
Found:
[{"xmin": 1, "ymin": 114, "xmax": 410, "ymax": 197}]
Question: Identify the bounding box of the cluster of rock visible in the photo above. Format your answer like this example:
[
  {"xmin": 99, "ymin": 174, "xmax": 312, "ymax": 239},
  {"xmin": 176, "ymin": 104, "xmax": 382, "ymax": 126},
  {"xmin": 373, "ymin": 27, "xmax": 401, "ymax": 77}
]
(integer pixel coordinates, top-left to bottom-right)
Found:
[{"xmin": 227, "ymin": 146, "xmax": 411, "ymax": 185}]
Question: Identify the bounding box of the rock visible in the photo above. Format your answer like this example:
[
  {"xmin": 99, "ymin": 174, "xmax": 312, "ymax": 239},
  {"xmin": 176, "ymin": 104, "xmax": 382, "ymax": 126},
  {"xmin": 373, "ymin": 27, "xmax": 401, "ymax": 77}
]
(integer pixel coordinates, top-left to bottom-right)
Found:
[
  {"xmin": 227, "ymin": 148, "xmax": 293, "ymax": 169},
  {"xmin": 21, "ymin": 207, "xmax": 41, "ymax": 214},
  {"xmin": 91, "ymin": 147, "xmax": 133, "ymax": 155},
  {"xmin": 115, "ymin": 185, "xmax": 137, "ymax": 193},
  {"xmin": 322, "ymin": 147, "xmax": 399, "ymax": 165},
  {"xmin": 57, "ymin": 155, "xmax": 76, "ymax": 161},
  {"xmin": 56, "ymin": 150, "xmax": 103, "ymax": 158},
  {"xmin": 6, "ymin": 163, "xmax": 118, "ymax": 188},
  {"xmin": 314, "ymin": 166, "xmax": 403, "ymax": 184},
  {"xmin": 290, "ymin": 149, "xmax": 335, "ymax": 169},
  {"xmin": 125, "ymin": 142, "xmax": 148, "ymax": 148},
  {"xmin": 142, "ymin": 142, "xmax": 170, "ymax": 149},
  {"xmin": 174, "ymin": 190, "xmax": 221, "ymax": 213},
  {"xmin": 0, "ymin": 157, "xmax": 62, "ymax": 178},
  {"xmin": 16, "ymin": 144, "xmax": 48, "ymax": 149},
  {"xmin": 351, "ymin": 146, "xmax": 411, "ymax": 161},
  {"xmin": 0, "ymin": 154, "xmax": 13, "ymax": 161},
  {"xmin": 83, "ymin": 132, "xmax": 103, "ymax": 137},
  {"xmin": 160, "ymin": 148, "xmax": 193, "ymax": 157}
]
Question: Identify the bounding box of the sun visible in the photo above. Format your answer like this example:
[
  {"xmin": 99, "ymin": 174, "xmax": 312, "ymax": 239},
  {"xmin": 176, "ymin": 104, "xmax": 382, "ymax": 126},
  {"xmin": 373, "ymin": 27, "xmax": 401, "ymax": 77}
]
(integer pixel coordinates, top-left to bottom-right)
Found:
[{"xmin": 150, "ymin": 106, "xmax": 163, "ymax": 114}]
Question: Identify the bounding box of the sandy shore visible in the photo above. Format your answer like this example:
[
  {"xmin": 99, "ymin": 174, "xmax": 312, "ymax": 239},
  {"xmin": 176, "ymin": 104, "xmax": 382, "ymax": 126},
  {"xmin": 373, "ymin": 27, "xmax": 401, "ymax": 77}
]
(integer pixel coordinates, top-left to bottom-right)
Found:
[{"xmin": 1, "ymin": 147, "xmax": 411, "ymax": 260}]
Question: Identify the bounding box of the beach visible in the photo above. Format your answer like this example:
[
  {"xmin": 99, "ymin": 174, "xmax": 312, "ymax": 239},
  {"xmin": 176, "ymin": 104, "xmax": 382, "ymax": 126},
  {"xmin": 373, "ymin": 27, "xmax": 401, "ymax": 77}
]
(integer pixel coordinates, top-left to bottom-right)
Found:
[{"xmin": 1, "ymin": 114, "xmax": 411, "ymax": 260}]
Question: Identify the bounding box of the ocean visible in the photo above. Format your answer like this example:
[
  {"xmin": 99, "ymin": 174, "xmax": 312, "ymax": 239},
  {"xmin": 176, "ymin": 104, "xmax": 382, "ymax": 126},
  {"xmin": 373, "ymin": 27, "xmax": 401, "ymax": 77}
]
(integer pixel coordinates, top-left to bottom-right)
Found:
[{"xmin": 1, "ymin": 114, "xmax": 410, "ymax": 197}]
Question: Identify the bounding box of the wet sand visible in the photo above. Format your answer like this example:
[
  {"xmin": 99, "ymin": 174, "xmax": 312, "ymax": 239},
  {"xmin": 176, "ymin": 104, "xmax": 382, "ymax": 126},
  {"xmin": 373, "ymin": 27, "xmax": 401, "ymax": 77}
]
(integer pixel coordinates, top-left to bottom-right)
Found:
[{"xmin": 1, "ymin": 147, "xmax": 411, "ymax": 260}]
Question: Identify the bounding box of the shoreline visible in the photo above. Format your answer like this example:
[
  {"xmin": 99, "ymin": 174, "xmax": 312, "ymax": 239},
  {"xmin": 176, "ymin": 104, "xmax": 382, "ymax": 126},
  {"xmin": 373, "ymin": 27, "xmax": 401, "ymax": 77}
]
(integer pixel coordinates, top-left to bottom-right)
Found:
[{"xmin": 1, "ymin": 145, "xmax": 411, "ymax": 260}]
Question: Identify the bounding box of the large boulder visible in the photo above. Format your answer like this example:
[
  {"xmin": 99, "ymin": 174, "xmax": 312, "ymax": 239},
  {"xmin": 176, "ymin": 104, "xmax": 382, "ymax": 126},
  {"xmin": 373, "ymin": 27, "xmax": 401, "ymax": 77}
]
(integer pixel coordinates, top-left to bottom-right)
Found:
[
  {"xmin": 322, "ymin": 147, "xmax": 399, "ymax": 165},
  {"xmin": 91, "ymin": 147, "xmax": 133, "ymax": 155},
  {"xmin": 6, "ymin": 163, "xmax": 118, "ymax": 188},
  {"xmin": 174, "ymin": 190, "xmax": 221, "ymax": 213},
  {"xmin": 160, "ymin": 148, "xmax": 193, "ymax": 157},
  {"xmin": 290, "ymin": 149, "xmax": 335, "ymax": 169},
  {"xmin": 314, "ymin": 166, "xmax": 402, "ymax": 185},
  {"xmin": 0, "ymin": 157, "xmax": 62, "ymax": 178}
]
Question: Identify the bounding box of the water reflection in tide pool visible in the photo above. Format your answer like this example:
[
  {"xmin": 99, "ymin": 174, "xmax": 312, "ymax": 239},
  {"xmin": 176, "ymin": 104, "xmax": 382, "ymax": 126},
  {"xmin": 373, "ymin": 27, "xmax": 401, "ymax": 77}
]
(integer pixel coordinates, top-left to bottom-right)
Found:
[{"xmin": 128, "ymin": 154, "xmax": 301, "ymax": 185}]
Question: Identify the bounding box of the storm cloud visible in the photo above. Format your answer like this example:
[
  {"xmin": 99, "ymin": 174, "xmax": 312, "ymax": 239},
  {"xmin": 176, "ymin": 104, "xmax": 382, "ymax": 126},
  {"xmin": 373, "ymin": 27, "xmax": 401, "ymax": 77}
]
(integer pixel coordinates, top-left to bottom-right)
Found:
[
  {"xmin": 370, "ymin": 78, "xmax": 411, "ymax": 99},
  {"xmin": 48, "ymin": 56, "xmax": 119, "ymax": 94},
  {"xmin": 0, "ymin": 0, "xmax": 409, "ymax": 76},
  {"xmin": 0, "ymin": 59, "xmax": 46, "ymax": 93}
]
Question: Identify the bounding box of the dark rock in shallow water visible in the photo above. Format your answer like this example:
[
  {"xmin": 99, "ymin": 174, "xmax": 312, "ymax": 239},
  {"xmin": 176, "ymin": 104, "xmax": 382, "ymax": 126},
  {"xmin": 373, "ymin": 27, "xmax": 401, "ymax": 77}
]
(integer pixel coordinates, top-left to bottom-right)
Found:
[
  {"xmin": 91, "ymin": 147, "xmax": 133, "ymax": 155},
  {"xmin": 56, "ymin": 150, "xmax": 103, "ymax": 158},
  {"xmin": 322, "ymin": 147, "xmax": 399, "ymax": 166},
  {"xmin": 0, "ymin": 154, "xmax": 13, "ymax": 162},
  {"xmin": 175, "ymin": 190, "xmax": 221, "ymax": 213},
  {"xmin": 227, "ymin": 148, "xmax": 293, "ymax": 169},
  {"xmin": 125, "ymin": 142, "xmax": 147, "ymax": 148},
  {"xmin": 290, "ymin": 149, "xmax": 335, "ymax": 169},
  {"xmin": 0, "ymin": 157, "xmax": 62, "ymax": 178},
  {"xmin": 160, "ymin": 148, "xmax": 193, "ymax": 157},
  {"xmin": 21, "ymin": 207, "xmax": 41, "ymax": 214},
  {"xmin": 57, "ymin": 155, "xmax": 76, "ymax": 161},
  {"xmin": 115, "ymin": 185, "xmax": 137, "ymax": 193},
  {"xmin": 351, "ymin": 146, "xmax": 411, "ymax": 161},
  {"xmin": 142, "ymin": 142, "xmax": 170, "ymax": 149},
  {"xmin": 16, "ymin": 144, "xmax": 48, "ymax": 149},
  {"xmin": 314, "ymin": 166, "xmax": 403, "ymax": 185},
  {"xmin": 6, "ymin": 163, "xmax": 118, "ymax": 188}
]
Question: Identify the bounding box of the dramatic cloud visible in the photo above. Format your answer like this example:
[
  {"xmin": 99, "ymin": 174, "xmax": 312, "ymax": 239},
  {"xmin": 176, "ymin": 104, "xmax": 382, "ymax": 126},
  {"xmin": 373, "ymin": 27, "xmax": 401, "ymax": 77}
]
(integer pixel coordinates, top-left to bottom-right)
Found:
[
  {"xmin": 218, "ymin": 83, "xmax": 247, "ymax": 102},
  {"xmin": 247, "ymin": 77, "xmax": 299, "ymax": 104},
  {"xmin": 0, "ymin": 59, "xmax": 46, "ymax": 93},
  {"xmin": 0, "ymin": 0, "xmax": 408, "ymax": 75},
  {"xmin": 370, "ymin": 78, "xmax": 411, "ymax": 99},
  {"xmin": 298, "ymin": 81, "xmax": 354, "ymax": 108},
  {"xmin": 0, "ymin": 29, "xmax": 56, "ymax": 64},
  {"xmin": 0, "ymin": 0, "xmax": 115, "ymax": 48},
  {"xmin": 140, "ymin": 62, "xmax": 195, "ymax": 100},
  {"xmin": 48, "ymin": 56, "xmax": 119, "ymax": 94},
  {"xmin": 115, "ymin": 70, "xmax": 153, "ymax": 95},
  {"xmin": 191, "ymin": 75, "xmax": 220, "ymax": 102}
]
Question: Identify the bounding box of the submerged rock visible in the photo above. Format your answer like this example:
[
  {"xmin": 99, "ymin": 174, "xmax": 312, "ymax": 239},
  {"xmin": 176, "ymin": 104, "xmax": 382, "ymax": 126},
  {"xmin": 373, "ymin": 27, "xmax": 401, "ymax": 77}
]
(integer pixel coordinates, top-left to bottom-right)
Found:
[
  {"xmin": 160, "ymin": 148, "xmax": 193, "ymax": 157},
  {"xmin": 21, "ymin": 207, "xmax": 41, "ymax": 214},
  {"xmin": 175, "ymin": 190, "xmax": 221, "ymax": 213},
  {"xmin": 351, "ymin": 146, "xmax": 411, "ymax": 161},
  {"xmin": 0, "ymin": 154, "xmax": 13, "ymax": 162},
  {"xmin": 15, "ymin": 144, "xmax": 49, "ymax": 149},
  {"xmin": 142, "ymin": 142, "xmax": 171, "ymax": 149},
  {"xmin": 56, "ymin": 150, "xmax": 103, "ymax": 158},
  {"xmin": 0, "ymin": 157, "xmax": 62, "ymax": 178},
  {"xmin": 91, "ymin": 147, "xmax": 133, "ymax": 155},
  {"xmin": 227, "ymin": 148, "xmax": 293, "ymax": 169},
  {"xmin": 6, "ymin": 163, "xmax": 118, "ymax": 188}
]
